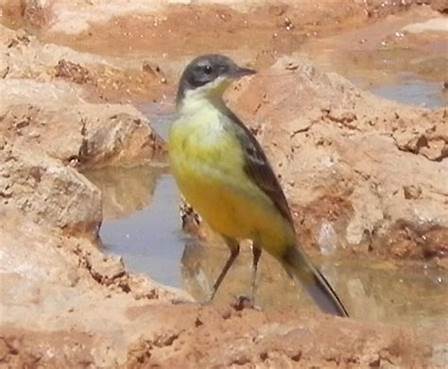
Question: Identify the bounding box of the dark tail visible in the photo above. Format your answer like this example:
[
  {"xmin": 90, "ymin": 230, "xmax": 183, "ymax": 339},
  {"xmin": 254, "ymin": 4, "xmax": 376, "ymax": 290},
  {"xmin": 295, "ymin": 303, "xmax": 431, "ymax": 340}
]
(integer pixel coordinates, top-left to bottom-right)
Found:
[{"xmin": 281, "ymin": 246, "xmax": 349, "ymax": 317}]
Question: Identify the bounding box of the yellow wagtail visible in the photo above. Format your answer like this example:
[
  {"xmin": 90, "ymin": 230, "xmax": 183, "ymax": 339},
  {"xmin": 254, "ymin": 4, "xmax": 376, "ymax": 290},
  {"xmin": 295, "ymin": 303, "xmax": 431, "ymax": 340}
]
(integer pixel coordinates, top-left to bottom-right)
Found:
[{"xmin": 169, "ymin": 54, "xmax": 348, "ymax": 317}]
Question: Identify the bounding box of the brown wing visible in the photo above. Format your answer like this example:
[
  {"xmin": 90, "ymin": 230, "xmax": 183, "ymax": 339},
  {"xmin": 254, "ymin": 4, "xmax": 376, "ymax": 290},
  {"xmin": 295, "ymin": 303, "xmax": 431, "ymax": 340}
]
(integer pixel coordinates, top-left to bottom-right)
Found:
[{"xmin": 222, "ymin": 107, "xmax": 294, "ymax": 225}]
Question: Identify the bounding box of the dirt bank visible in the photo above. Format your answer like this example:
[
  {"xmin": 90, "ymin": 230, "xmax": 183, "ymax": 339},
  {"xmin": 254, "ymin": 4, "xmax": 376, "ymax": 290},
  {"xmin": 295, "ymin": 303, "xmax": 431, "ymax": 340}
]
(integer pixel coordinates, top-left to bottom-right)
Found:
[
  {"xmin": 0, "ymin": 265, "xmax": 443, "ymax": 369},
  {"xmin": 300, "ymin": 6, "xmax": 448, "ymax": 87},
  {"xmin": 2, "ymin": 0, "xmax": 447, "ymax": 103},
  {"xmin": 0, "ymin": 23, "xmax": 171, "ymax": 103},
  {"xmin": 225, "ymin": 56, "xmax": 448, "ymax": 260},
  {"xmin": 0, "ymin": 210, "xmax": 191, "ymax": 368}
]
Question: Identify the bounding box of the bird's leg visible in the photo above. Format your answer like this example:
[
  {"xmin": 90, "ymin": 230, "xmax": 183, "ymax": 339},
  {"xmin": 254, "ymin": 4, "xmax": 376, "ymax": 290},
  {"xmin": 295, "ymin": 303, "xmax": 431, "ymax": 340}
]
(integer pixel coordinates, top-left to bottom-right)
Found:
[
  {"xmin": 250, "ymin": 243, "xmax": 262, "ymax": 301},
  {"xmin": 208, "ymin": 237, "xmax": 240, "ymax": 301}
]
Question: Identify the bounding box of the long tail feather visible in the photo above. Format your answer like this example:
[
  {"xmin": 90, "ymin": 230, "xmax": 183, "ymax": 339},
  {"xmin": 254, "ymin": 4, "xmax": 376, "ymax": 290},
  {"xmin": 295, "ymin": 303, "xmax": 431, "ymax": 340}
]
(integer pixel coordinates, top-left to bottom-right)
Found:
[{"xmin": 281, "ymin": 247, "xmax": 349, "ymax": 317}]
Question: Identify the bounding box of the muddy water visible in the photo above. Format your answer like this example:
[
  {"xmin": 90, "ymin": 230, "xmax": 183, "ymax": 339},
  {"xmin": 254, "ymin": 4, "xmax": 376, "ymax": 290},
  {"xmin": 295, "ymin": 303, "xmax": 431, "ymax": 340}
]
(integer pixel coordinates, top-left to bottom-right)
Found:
[
  {"xmin": 86, "ymin": 163, "xmax": 448, "ymax": 328},
  {"xmin": 84, "ymin": 165, "xmax": 186, "ymax": 287},
  {"xmin": 372, "ymin": 79, "xmax": 447, "ymax": 108},
  {"xmin": 303, "ymin": 50, "xmax": 448, "ymax": 108}
]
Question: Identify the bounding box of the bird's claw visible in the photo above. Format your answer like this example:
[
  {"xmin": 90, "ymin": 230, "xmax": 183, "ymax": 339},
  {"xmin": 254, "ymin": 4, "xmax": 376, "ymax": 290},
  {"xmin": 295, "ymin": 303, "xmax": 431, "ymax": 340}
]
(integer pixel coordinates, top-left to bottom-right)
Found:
[{"xmin": 231, "ymin": 295, "xmax": 261, "ymax": 311}]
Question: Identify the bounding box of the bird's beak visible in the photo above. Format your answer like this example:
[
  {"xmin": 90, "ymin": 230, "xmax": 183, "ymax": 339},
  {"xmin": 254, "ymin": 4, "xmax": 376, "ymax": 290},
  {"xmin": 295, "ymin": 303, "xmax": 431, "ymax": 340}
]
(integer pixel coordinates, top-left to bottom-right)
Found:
[{"xmin": 230, "ymin": 66, "xmax": 257, "ymax": 79}]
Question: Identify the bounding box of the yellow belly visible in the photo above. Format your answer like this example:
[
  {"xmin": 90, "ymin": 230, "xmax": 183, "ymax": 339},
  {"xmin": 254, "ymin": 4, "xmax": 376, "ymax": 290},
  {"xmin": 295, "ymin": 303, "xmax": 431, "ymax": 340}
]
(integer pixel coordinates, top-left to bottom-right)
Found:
[{"xmin": 169, "ymin": 107, "xmax": 293, "ymax": 257}]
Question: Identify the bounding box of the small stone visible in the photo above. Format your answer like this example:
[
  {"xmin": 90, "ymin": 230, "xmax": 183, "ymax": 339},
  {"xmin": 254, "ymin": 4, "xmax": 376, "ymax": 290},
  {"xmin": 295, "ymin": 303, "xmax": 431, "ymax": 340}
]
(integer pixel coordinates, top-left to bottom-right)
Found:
[{"xmin": 403, "ymin": 185, "xmax": 422, "ymax": 200}]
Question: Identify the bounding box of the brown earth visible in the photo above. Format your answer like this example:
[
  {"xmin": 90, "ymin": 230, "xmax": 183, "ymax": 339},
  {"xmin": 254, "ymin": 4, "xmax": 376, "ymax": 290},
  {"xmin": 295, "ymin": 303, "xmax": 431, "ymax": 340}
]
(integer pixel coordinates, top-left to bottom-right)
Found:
[
  {"xmin": 1, "ymin": 0, "xmax": 448, "ymax": 368},
  {"xmin": 226, "ymin": 56, "xmax": 448, "ymax": 260},
  {"xmin": 2, "ymin": 298, "xmax": 442, "ymax": 369},
  {"xmin": 300, "ymin": 6, "xmax": 448, "ymax": 87},
  {"xmin": 0, "ymin": 24, "xmax": 171, "ymax": 103},
  {"xmin": 0, "ymin": 208, "xmax": 444, "ymax": 368},
  {"xmin": 0, "ymin": 79, "xmax": 165, "ymax": 169},
  {"xmin": 2, "ymin": 0, "xmax": 447, "ymax": 103}
]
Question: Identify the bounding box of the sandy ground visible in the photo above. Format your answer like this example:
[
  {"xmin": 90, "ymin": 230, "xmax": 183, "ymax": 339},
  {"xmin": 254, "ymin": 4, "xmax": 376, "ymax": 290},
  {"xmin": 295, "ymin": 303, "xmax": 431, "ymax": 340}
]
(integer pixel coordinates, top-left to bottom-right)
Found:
[{"xmin": 0, "ymin": 0, "xmax": 447, "ymax": 368}]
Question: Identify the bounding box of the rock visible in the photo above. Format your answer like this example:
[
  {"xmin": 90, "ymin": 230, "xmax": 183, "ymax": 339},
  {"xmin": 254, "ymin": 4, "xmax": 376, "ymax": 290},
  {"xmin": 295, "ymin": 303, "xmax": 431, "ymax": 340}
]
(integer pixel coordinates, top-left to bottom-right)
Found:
[
  {"xmin": 0, "ymin": 20, "xmax": 166, "ymax": 167},
  {"xmin": 0, "ymin": 79, "xmax": 165, "ymax": 169},
  {"xmin": 0, "ymin": 210, "xmax": 191, "ymax": 368},
  {"xmin": 124, "ymin": 305, "xmax": 432, "ymax": 369},
  {"xmin": 224, "ymin": 56, "xmax": 448, "ymax": 259},
  {"xmin": 22, "ymin": 0, "xmax": 52, "ymax": 29},
  {"xmin": 54, "ymin": 58, "xmax": 92, "ymax": 84},
  {"xmin": 0, "ymin": 23, "xmax": 168, "ymax": 102},
  {"xmin": 1, "ymin": 235, "xmax": 435, "ymax": 369},
  {"xmin": 85, "ymin": 253, "xmax": 126, "ymax": 285},
  {"xmin": 0, "ymin": 141, "xmax": 101, "ymax": 238},
  {"xmin": 403, "ymin": 185, "xmax": 422, "ymax": 200}
]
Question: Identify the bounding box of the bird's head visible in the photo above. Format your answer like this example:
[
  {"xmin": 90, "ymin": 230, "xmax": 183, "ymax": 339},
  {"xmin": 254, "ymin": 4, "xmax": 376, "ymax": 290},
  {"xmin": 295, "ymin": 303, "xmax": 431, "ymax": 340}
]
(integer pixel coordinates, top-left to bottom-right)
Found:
[{"xmin": 176, "ymin": 54, "xmax": 256, "ymax": 110}]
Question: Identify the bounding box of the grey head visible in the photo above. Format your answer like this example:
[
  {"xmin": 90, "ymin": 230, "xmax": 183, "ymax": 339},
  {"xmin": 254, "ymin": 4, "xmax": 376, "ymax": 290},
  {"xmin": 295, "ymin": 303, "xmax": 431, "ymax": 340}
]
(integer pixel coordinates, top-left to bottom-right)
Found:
[{"xmin": 176, "ymin": 54, "xmax": 256, "ymax": 107}]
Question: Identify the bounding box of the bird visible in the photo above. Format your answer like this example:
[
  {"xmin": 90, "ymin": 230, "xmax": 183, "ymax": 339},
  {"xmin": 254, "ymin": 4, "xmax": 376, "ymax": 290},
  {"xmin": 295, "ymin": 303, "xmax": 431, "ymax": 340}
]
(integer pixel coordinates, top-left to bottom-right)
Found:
[{"xmin": 169, "ymin": 54, "xmax": 349, "ymax": 317}]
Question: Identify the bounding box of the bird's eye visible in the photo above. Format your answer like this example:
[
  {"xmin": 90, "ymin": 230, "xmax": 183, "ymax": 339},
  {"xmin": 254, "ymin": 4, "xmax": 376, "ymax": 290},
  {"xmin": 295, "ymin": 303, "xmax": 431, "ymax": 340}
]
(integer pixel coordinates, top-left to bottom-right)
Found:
[{"xmin": 203, "ymin": 65, "xmax": 212, "ymax": 74}]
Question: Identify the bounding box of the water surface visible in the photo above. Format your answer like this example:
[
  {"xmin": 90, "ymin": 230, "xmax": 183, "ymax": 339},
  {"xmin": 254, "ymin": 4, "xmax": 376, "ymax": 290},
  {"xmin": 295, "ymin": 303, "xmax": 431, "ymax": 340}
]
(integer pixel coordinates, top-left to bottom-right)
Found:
[
  {"xmin": 371, "ymin": 77, "xmax": 447, "ymax": 109},
  {"xmin": 85, "ymin": 162, "xmax": 448, "ymax": 330}
]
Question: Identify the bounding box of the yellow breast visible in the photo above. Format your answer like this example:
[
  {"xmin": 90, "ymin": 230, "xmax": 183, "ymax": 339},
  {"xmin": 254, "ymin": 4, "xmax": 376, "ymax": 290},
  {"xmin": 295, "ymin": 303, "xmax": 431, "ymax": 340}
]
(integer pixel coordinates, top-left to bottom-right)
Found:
[{"xmin": 169, "ymin": 103, "xmax": 293, "ymax": 257}]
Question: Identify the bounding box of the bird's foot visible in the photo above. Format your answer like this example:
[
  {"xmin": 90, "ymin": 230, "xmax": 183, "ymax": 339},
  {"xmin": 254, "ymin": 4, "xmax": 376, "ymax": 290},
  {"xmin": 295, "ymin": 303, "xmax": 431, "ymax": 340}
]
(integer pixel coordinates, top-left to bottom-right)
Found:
[{"xmin": 231, "ymin": 295, "xmax": 261, "ymax": 311}]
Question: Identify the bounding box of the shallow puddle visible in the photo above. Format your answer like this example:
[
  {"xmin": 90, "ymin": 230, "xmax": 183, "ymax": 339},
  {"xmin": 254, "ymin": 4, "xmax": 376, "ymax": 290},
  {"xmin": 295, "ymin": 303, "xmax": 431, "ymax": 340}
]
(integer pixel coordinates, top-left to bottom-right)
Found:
[
  {"xmin": 85, "ymin": 165, "xmax": 187, "ymax": 287},
  {"xmin": 84, "ymin": 160, "xmax": 448, "ymax": 329},
  {"xmin": 370, "ymin": 77, "xmax": 447, "ymax": 109}
]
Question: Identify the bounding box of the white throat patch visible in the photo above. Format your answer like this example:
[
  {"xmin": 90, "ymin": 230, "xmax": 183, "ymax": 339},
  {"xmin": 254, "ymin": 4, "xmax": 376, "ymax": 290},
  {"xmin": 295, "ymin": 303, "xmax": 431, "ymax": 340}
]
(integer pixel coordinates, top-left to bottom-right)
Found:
[{"xmin": 180, "ymin": 76, "xmax": 230, "ymax": 114}]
